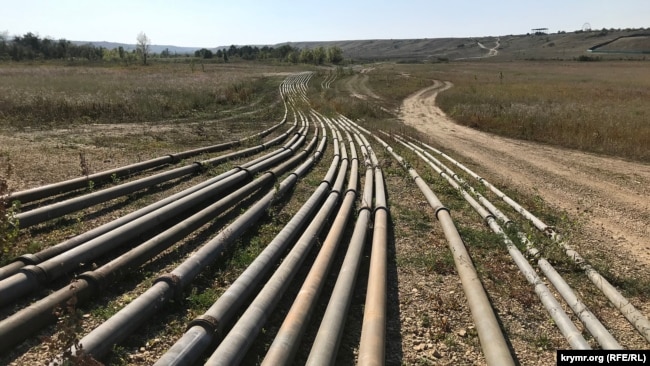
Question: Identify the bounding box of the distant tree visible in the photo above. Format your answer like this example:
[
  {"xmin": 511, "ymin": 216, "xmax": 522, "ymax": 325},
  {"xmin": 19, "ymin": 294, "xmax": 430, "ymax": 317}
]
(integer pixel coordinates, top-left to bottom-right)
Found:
[
  {"xmin": 0, "ymin": 31, "xmax": 8, "ymax": 60},
  {"xmin": 299, "ymin": 48, "xmax": 314, "ymax": 64},
  {"xmin": 136, "ymin": 32, "xmax": 151, "ymax": 65},
  {"xmin": 195, "ymin": 48, "xmax": 213, "ymax": 59},
  {"xmin": 326, "ymin": 46, "xmax": 343, "ymax": 64},
  {"xmin": 313, "ymin": 47, "xmax": 326, "ymax": 64}
]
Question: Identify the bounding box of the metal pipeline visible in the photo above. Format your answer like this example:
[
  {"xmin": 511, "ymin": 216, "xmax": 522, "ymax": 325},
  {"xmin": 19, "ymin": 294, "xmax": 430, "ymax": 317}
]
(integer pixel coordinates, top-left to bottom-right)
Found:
[
  {"xmin": 0, "ymin": 121, "xmax": 300, "ymax": 281},
  {"xmin": 0, "ymin": 122, "xmax": 309, "ymax": 307},
  {"xmin": 395, "ymin": 135, "xmax": 595, "ymax": 350},
  {"xmin": 155, "ymin": 120, "xmax": 342, "ymax": 366},
  {"xmin": 15, "ymin": 121, "xmax": 302, "ymax": 228},
  {"xmin": 4, "ymin": 107, "xmax": 289, "ymax": 207},
  {"xmin": 416, "ymin": 137, "xmax": 650, "ymax": 344},
  {"xmin": 260, "ymin": 127, "xmax": 359, "ymax": 366},
  {"xmin": 0, "ymin": 124, "xmax": 322, "ymax": 355},
  {"xmin": 204, "ymin": 131, "xmax": 354, "ymax": 366},
  {"xmin": 372, "ymin": 134, "xmax": 516, "ymax": 366},
  {"xmin": 304, "ymin": 123, "xmax": 374, "ymax": 366},
  {"xmin": 399, "ymin": 135, "xmax": 620, "ymax": 349},
  {"xmin": 358, "ymin": 141, "xmax": 389, "ymax": 366},
  {"xmin": 70, "ymin": 118, "xmax": 318, "ymax": 360}
]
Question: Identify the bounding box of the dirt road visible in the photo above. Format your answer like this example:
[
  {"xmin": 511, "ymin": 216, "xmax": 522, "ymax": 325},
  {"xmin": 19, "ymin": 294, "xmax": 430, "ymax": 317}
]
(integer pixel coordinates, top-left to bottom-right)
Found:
[{"xmin": 399, "ymin": 82, "xmax": 650, "ymax": 269}]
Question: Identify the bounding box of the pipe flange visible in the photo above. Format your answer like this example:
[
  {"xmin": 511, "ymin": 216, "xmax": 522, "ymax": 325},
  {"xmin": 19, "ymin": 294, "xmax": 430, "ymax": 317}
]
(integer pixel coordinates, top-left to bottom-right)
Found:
[
  {"xmin": 21, "ymin": 265, "xmax": 49, "ymax": 283},
  {"xmin": 77, "ymin": 271, "xmax": 105, "ymax": 290},
  {"xmin": 15, "ymin": 253, "xmax": 40, "ymax": 266},
  {"xmin": 434, "ymin": 206, "xmax": 450, "ymax": 219},
  {"xmin": 188, "ymin": 314, "xmax": 220, "ymax": 335},
  {"xmin": 154, "ymin": 273, "xmax": 182, "ymax": 299}
]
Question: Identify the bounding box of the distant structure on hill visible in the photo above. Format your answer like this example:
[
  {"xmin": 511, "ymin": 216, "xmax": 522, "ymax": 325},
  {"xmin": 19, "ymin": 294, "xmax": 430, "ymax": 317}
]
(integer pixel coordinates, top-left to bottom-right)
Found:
[{"xmin": 531, "ymin": 28, "xmax": 549, "ymax": 35}]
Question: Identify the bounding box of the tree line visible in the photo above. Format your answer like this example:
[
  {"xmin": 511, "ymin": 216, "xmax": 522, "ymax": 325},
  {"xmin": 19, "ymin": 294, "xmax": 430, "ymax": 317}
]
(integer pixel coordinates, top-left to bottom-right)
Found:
[
  {"xmin": 194, "ymin": 44, "xmax": 344, "ymax": 65},
  {"xmin": 0, "ymin": 32, "xmax": 345, "ymax": 65},
  {"xmin": 0, "ymin": 32, "xmax": 106, "ymax": 61}
]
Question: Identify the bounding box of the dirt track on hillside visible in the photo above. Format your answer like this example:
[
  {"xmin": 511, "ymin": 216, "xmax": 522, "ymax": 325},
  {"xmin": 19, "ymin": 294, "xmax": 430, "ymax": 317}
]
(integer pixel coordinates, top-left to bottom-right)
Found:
[{"xmin": 399, "ymin": 81, "xmax": 650, "ymax": 268}]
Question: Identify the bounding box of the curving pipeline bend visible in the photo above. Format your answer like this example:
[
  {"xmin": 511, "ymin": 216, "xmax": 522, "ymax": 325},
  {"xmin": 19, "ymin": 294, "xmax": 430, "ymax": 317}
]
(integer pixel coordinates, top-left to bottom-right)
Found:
[
  {"xmin": 3, "ymin": 114, "xmax": 288, "ymax": 206},
  {"xmin": 69, "ymin": 111, "xmax": 321, "ymax": 360},
  {"xmin": 0, "ymin": 119, "xmax": 315, "ymax": 354},
  {"xmin": 0, "ymin": 120, "xmax": 308, "ymax": 308},
  {"xmin": 155, "ymin": 116, "xmax": 347, "ymax": 366}
]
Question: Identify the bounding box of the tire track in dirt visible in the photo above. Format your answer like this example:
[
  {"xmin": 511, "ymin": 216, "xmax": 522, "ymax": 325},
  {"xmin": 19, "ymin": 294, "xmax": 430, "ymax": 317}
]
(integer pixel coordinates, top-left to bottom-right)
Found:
[{"xmin": 400, "ymin": 82, "xmax": 650, "ymax": 267}]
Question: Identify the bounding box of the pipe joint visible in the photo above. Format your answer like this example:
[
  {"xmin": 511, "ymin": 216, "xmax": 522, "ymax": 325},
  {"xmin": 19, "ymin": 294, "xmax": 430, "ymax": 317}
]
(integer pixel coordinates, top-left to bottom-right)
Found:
[
  {"xmin": 154, "ymin": 273, "xmax": 182, "ymax": 299},
  {"xmin": 434, "ymin": 206, "xmax": 450, "ymax": 219},
  {"xmin": 15, "ymin": 253, "xmax": 40, "ymax": 266},
  {"xmin": 21, "ymin": 264, "xmax": 48, "ymax": 283},
  {"xmin": 373, "ymin": 206, "xmax": 389, "ymax": 215},
  {"xmin": 77, "ymin": 271, "xmax": 105, "ymax": 290},
  {"xmin": 188, "ymin": 314, "xmax": 220, "ymax": 335}
]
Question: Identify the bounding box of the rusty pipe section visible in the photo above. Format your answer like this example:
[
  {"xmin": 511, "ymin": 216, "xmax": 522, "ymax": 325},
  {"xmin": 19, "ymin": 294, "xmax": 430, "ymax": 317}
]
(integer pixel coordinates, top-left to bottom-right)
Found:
[
  {"xmin": 69, "ymin": 116, "xmax": 318, "ymax": 360},
  {"xmin": 154, "ymin": 119, "xmax": 337, "ymax": 366},
  {"xmin": 372, "ymin": 134, "xmax": 515, "ymax": 366},
  {"xmin": 400, "ymin": 135, "xmax": 621, "ymax": 349},
  {"xmin": 202, "ymin": 144, "xmax": 354, "ymax": 365},
  {"xmin": 305, "ymin": 118, "xmax": 375, "ymax": 365},
  {"xmin": 0, "ymin": 120, "xmax": 309, "ymax": 308},
  {"xmin": 395, "ymin": 135, "xmax": 595, "ymax": 350},
  {"xmin": 259, "ymin": 125, "xmax": 359, "ymax": 366},
  {"xmin": 358, "ymin": 137, "xmax": 389, "ymax": 366},
  {"xmin": 416, "ymin": 138, "xmax": 650, "ymax": 345},
  {"xmin": 0, "ymin": 125, "xmax": 317, "ymax": 353}
]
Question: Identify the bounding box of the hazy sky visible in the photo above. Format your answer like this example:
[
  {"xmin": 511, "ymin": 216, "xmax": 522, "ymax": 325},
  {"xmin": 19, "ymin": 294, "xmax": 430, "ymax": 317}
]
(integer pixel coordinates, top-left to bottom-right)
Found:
[{"xmin": 2, "ymin": 0, "xmax": 648, "ymax": 47}]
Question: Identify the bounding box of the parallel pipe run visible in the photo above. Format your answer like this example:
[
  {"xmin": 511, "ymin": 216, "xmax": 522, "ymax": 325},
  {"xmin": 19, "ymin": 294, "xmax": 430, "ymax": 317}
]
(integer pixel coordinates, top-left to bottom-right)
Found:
[
  {"xmin": 72, "ymin": 119, "xmax": 318, "ymax": 360},
  {"xmin": 0, "ymin": 122, "xmax": 308, "ymax": 307},
  {"xmin": 358, "ymin": 142, "xmax": 389, "ymax": 366},
  {"xmin": 204, "ymin": 134, "xmax": 353, "ymax": 366},
  {"xmin": 154, "ymin": 121, "xmax": 337, "ymax": 366},
  {"xmin": 260, "ymin": 127, "xmax": 359, "ymax": 366},
  {"xmin": 398, "ymin": 135, "xmax": 620, "ymax": 349},
  {"xmin": 0, "ymin": 123, "xmax": 299, "ymax": 281},
  {"xmin": 372, "ymin": 134, "xmax": 515, "ymax": 366},
  {"xmin": 4, "ymin": 112, "xmax": 288, "ymax": 206},
  {"xmin": 0, "ymin": 126, "xmax": 317, "ymax": 353},
  {"xmin": 16, "ymin": 121, "xmax": 299, "ymax": 228},
  {"xmin": 394, "ymin": 136, "xmax": 595, "ymax": 350},
  {"xmin": 305, "ymin": 121, "xmax": 373, "ymax": 366},
  {"xmin": 415, "ymin": 137, "xmax": 650, "ymax": 345}
]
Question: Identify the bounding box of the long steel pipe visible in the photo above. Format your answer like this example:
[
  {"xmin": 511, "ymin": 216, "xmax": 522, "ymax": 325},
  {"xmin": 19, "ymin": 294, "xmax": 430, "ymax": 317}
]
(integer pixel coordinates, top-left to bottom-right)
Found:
[
  {"xmin": 205, "ymin": 131, "xmax": 356, "ymax": 366},
  {"xmin": 395, "ymin": 135, "xmax": 594, "ymax": 349},
  {"xmin": 372, "ymin": 134, "xmax": 515, "ymax": 366},
  {"xmin": 399, "ymin": 135, "xmax": 620, "ymax": 349},
  {"xmin": 3, "ymin": 111, "xmax": 288, "ymax": 207},
  {"xmin": 305, "ymin": 122, "xmax": 374, "ymax": 366},
  {"xmin": 155, "ymin": 120, "xmax": 343, "ymax": 366},
  {"xmin": 70, "ymin": 119, "xmax": 317, "ymax": 360},
  {"xmin": 260, "ymin": 127, "xmax": 359, "ymax": 366},
  {"xmin": 416, "ymin": 138, "xmax": 650, "ymax": 344},
  {"xmin": 0, "ymin": 122, "xmax": 300, "ymax": 281},
  {"xmin": 0, "ymin": 122, "xmax": 308, "ymax": 307},
  {"xmin": 358, "ymin": 132, "xmax": 389, "ymax": 366}
]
